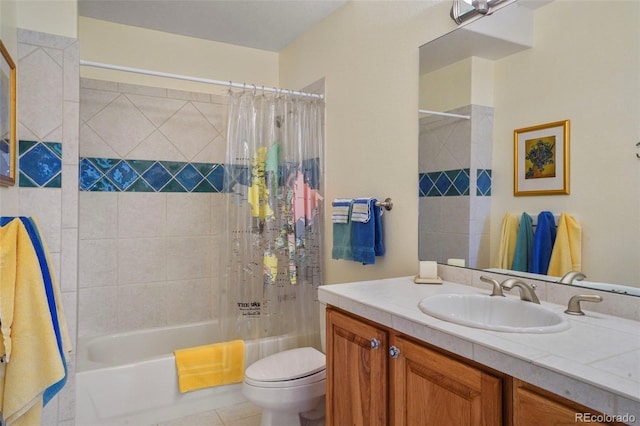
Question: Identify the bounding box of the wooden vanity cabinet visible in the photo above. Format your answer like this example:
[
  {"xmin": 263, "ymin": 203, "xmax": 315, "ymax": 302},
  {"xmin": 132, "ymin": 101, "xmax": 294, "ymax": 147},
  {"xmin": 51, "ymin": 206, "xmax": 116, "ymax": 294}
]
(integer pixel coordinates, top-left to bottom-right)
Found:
[
  {"xmin": 326, "ymin": 306, "xmax": 389, "ymax": 425},
  {"xmin": 326, "ymin": 307, "xmax": 504, "ymax": 426},
  {"xmin": 391, "ymin": 334, "xmax": 503, "ymax": 425},
  {"xmin": 512, "ymin": 379, "xmax": 624, "ymax": 426},
  {"xmin": 326, "ymin": 307, "xmax": 624, "ymax": 426}
]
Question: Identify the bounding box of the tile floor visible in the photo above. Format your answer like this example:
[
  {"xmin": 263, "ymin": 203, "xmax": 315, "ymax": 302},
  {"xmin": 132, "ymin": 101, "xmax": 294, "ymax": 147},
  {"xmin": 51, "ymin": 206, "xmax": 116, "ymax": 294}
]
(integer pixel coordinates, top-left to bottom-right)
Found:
[
  {"xmin": 157, "ymin": 401, "xmax": 262, "ymax": 426},
  {"xmin": 155, "ymin": 400, "xmax": 326, "ymax": 426}
]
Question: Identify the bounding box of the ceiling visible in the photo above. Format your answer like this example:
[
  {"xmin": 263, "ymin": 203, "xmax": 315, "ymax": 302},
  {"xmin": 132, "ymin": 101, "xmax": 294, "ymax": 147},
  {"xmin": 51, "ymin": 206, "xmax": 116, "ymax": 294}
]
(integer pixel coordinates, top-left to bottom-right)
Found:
[{"xmin": 78, "ymin": 0, "xmax": 348, "ymax": 52}]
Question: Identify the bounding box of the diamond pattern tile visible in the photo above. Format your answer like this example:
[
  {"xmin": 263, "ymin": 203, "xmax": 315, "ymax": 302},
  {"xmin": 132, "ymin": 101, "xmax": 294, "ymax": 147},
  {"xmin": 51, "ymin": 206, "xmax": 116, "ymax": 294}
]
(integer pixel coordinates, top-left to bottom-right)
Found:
[
  {"xmin": 159, "ymin": 103, "xmax": 215, "ymax": 160},
  {"xmin": 80, "ymin": 157, "xmax": 226, "ymax": 193},
  {"xmin": 477, "ymin": 169, "xmax": 492, "ymax": 196},
  {"xmin": 419, "ymin": 168, "xmax": 475, "ymax": 198},
  {"xmin": 86, "ymin": 94, "xmax": 155, "ymax": 156},
  {"xmin": 19, "ymin": 141, "xmax": 62, "ymax": 187}
]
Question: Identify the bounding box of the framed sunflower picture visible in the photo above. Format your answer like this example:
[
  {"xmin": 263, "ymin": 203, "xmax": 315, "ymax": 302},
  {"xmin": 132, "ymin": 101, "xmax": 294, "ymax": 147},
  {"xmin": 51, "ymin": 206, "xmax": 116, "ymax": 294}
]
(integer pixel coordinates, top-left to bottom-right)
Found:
[{"xmin": 514, "ymin": 120, "xmax": 569, "ymax": 196}]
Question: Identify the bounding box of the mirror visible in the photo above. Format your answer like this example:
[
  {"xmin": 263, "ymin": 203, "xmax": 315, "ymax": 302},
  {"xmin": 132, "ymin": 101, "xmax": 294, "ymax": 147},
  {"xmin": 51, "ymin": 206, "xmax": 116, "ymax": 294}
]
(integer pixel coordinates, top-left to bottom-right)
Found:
[
  {"xmin": 0, "ymin": 40, "xmax": 16, "ymax": 186},
  {"xmin": 418, "ymin": 0, "xmax": 640, "ymax": 294}
]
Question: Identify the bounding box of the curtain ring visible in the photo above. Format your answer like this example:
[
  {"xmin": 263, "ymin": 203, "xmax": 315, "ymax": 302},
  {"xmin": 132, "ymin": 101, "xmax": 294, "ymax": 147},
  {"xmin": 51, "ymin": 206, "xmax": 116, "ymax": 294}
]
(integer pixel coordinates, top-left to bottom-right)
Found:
[{"xmin": 253, "ymin": 84, "xmax": 257, "ymax": 96}]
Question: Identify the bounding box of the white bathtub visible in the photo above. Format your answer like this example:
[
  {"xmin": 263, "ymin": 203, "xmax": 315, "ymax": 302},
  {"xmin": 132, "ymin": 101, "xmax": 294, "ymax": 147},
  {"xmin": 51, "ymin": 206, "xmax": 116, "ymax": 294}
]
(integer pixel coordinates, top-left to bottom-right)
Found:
[{"xmin": 76, "ymin": 320, "xmax": 306, "ymax": 426}]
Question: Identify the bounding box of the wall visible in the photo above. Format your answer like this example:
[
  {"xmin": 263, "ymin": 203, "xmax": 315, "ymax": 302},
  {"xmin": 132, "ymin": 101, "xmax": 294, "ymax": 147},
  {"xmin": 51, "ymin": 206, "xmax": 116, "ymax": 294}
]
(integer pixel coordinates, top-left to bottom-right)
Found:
[
  {"xmin": 491, "ymin": 1, "xmax": 640, "ymax": 286},
  {"xmin": 79, "ymin": 17, "xmax": 279, "ymax": 94},
  {"xmin": 3, "ymin": 28, "xmax": 79, "ymax": 426},
  {"xmin": 16, "ymin": 0, "xmax": 77, "ymax": 39},
  {"xmin": 78, "ymin": 78, "xmax": 229, "ymax": 338},
  {"xmin": 279, "ymin": 0, "xmax": 457, "ymax": 284}
]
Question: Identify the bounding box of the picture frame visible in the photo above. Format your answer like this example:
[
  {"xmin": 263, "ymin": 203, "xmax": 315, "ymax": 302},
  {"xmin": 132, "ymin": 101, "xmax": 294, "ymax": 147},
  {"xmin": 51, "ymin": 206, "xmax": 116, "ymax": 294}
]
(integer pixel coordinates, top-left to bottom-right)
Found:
[
  {"xmin": 0, "ymin": 40, "xmax": 16, "ymax": 186},
  {"xmin": 514, "ymin": 120, "xmax": 569, "ymax": 196}
]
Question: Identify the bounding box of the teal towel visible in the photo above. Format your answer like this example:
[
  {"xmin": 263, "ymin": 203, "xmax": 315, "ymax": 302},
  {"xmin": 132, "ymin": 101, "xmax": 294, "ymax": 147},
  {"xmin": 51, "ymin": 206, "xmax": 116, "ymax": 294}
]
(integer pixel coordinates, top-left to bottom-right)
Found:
[
  {"xmin": 332, "ymin": 201, "xmax": 354, "ymax": 260},
  {"xmin": 511, "ymin": 213, "xmax": 533, "ymax": 272}
]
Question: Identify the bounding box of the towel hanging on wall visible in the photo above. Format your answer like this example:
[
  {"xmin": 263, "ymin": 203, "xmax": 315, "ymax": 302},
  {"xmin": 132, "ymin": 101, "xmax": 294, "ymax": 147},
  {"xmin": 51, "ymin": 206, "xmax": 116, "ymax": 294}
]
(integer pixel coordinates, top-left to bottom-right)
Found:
[
  {"xmin": 496, "ymin": 213, "xmax": 519, "ymax": 269},
  {"xmin": 0, "ymin": 217, "xmax": 71, "ymax": 426},
  {"xmin": 511, "ymin": 212, "xmax": 534, "ymax": 272},
  {"xmin": 531, "ymin": 211, "xmax": 557, "ymax": 274},
  {"xmin": 547, "ymin": 213, "xmax": 582, "ymax": 276},
  {"xmin": 332, "ymin": 199, "xmax": 354, "ymax": 261},
  {"xmin": 351, "ymin": 198, "xmax": 385, "ymax": 265}
]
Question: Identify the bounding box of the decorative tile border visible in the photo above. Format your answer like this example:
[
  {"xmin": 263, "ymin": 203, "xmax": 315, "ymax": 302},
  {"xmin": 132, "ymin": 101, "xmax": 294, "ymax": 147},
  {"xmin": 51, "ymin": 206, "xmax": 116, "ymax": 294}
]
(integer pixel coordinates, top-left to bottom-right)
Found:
[
  {"xmin": 419, "ymin": 168, "xmax": 492, "ymax": 197},
  {"xmin": 476, "ymin": 169, "xmax": 492, "ymax": 196},
  {"xmin": 79, "ymin": 157, "xmax": 226, "ymax": 193},
  {"xmin": 19, "ymin": 140, "xmax": 63, "ymax": 188}
]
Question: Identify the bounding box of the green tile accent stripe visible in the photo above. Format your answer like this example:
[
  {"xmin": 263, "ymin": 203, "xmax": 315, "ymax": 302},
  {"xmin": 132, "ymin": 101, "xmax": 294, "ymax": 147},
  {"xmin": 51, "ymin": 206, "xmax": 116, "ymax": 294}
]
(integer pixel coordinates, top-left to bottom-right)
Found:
[
  {"xmin": 79, "ymin": 157, "xmax": 226, "ymax": 193},
  {"xmin": 419, "ymin": 168, "xmax": 492, "ymax": 197}
]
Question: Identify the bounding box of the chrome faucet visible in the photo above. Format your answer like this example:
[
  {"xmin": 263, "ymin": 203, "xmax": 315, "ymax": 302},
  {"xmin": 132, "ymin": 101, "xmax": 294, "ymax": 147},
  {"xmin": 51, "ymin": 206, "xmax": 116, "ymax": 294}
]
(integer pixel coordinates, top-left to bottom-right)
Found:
[
  {"xmin": 480, "ymin": 276, "xmax": 505, "ymax": 297},
  {"xmin": 559, "ymin": 271, "xmax": 587, "ymax": 284},
  {"xmin": 501, "ymin": 278, "xmax": 540, "ymax": 304}
]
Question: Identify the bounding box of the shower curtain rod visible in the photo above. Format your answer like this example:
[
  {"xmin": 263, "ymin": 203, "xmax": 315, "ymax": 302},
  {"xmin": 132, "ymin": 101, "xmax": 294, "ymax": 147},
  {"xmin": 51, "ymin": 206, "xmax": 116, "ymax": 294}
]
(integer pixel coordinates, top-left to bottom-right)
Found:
[
  {"xmin": 79, "ymin": 60, "xmax": 324, "ymax": 99},
  {"xmin": 419, "ymin": 109, "xmax": 470, "ymax": 120}
]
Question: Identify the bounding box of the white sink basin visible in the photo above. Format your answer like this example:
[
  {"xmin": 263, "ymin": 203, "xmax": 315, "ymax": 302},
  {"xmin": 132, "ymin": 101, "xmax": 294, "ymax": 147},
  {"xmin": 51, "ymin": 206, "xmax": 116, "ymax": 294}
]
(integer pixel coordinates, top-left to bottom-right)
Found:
[{"xmin": 418, "ymin": 294, "xmax": 570, "ymax": 333}]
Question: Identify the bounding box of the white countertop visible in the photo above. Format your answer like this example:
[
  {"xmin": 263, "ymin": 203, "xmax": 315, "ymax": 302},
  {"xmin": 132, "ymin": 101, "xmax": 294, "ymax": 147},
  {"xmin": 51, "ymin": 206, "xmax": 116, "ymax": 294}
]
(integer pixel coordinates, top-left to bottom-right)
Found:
[{"xmin": 319, "ymin": 276, "xmax": 640, "ymax": 419}]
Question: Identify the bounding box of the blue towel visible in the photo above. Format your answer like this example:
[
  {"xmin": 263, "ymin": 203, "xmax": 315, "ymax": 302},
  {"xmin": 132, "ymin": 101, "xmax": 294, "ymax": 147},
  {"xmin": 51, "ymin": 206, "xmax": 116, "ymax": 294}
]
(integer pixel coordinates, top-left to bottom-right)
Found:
[
  {"xmin": 332, "ymin": 199, "xmax": 354, "ymax": 260},
  {"xmin": 0, "ymin": 217, "xmax": 68, "ymax": 405},
  {"xmin": 531, "ymin": 211, "xmax": 557, "ymax": 274},
  {"xmin": 511, "ymin": 213, "xmax": 534, "ymax": 272},
  {"xmin": 351, "ymin": 198, "xmax": 385, "ymax": 265}
]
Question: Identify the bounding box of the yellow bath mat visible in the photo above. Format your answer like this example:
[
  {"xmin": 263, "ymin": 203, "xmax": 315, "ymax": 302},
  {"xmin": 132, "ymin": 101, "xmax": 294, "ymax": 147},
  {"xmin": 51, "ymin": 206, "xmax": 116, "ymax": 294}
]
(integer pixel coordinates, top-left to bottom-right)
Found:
[{"xmin": 174, "ymin": 340, "xmax": 245, "ymax": 393}]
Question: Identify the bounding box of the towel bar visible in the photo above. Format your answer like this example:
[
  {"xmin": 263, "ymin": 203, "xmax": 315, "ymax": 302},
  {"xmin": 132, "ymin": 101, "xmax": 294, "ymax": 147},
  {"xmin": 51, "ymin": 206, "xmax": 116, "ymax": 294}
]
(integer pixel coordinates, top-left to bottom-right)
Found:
[{"xmin": 375, "ymin": 198, "xmax": 393, "ymax": 211}]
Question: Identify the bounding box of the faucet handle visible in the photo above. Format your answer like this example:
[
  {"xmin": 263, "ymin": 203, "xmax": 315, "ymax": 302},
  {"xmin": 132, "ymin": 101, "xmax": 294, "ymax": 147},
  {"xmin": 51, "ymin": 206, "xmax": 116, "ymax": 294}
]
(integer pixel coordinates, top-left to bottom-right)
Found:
[
  {"xmin": 480, "ymin": 276, "xmax": 504, "ymax": 297},
  {"xmin": 560, "ymin": 271, "xmax": 587, "ymax": 284},
  {"xmin": 565, "ymin": 294, "xmax": 603, "ymax": 315},
  {"xmin": 501, "ymin": 278, "xmax": 540, "ymax": 304}
]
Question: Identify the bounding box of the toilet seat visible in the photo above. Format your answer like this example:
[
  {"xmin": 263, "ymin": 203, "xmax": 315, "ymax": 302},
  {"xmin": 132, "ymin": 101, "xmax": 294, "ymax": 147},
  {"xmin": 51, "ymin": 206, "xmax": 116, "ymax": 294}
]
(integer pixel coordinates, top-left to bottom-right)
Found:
[{"xmin": 244, "ymin": 347, "xmax": 326, "ymax": 388}]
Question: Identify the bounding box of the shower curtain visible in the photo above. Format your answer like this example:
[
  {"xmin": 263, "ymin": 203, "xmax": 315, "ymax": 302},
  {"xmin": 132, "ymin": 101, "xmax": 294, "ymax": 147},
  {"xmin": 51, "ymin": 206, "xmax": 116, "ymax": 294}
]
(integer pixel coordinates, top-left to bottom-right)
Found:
[{"xmin": 220, "ymin": 89, "xmax": 324, "ymax": 347}]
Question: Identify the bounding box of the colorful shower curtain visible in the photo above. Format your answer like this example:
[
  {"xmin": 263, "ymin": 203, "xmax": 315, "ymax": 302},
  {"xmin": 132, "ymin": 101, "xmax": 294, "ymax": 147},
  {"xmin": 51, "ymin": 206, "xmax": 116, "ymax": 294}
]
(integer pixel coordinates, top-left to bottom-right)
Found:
[{"xmin": 220, "ymin": 89, "xmax": 324, "ymax": 345}]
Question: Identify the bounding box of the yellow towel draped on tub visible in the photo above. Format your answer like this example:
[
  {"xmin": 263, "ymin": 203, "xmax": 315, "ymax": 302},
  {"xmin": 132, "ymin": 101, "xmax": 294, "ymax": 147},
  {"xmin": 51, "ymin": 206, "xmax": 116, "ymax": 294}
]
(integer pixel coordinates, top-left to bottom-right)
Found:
[
  {"xmin": 547, "ymin": 213, "xmax": 582, "ymax": 277},
  {"xmin": 174, "ymin": 340, "xmax": 245, "ymax": 393}
]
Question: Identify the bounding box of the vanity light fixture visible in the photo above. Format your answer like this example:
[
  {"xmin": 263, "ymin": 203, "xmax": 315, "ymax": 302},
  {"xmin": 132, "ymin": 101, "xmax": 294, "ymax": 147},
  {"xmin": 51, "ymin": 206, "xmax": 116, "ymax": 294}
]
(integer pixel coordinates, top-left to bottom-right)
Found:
[{"xmin": 450, "ymin": 0, "xmax": 515, "ymax": 24}]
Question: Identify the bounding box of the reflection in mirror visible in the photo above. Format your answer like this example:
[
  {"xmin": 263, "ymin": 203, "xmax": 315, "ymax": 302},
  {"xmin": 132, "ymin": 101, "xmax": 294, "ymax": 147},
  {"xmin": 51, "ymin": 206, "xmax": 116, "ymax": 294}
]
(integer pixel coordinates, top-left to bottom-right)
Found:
[{"xmin": 418, "ymin": 0, "xmax": 640, "ymax": 295}]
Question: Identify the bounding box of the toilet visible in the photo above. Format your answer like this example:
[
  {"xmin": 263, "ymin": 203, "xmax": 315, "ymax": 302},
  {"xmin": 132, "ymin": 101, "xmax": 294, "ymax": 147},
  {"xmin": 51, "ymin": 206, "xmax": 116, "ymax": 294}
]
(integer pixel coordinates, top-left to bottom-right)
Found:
[{"xmin": 241, "ymin": 346, "xmax": 326, "ymax": 426}]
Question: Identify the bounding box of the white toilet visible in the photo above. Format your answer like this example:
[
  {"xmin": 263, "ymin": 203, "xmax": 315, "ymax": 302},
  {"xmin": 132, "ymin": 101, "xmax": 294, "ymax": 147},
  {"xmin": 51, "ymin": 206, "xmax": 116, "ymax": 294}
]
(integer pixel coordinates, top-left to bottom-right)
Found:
[{"xmin": 241, "ymin": 346, "xmax": 326, "ymax": 426}]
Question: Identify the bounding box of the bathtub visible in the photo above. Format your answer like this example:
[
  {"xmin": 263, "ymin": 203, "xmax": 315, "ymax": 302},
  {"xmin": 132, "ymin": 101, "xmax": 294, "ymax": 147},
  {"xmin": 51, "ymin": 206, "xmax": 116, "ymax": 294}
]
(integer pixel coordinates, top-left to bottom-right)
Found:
[{"xmin": 76, "ymin": 320, "xmax": 308, "ymax": 426}]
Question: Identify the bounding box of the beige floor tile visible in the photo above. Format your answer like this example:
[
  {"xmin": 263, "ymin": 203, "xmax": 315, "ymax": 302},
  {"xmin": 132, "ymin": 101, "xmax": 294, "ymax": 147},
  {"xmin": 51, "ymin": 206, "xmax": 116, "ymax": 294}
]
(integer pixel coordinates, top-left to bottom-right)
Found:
[
  {"xmin": 223, "ymin": 414, "xmax": 262, "ymax": 426},
  {"xmin": 157, "ymin": 409, "xmax": 224, "ymax": 426},
  {"xmin": 216, "ymin": 401, "xmax": 262, "ymax": 423}
]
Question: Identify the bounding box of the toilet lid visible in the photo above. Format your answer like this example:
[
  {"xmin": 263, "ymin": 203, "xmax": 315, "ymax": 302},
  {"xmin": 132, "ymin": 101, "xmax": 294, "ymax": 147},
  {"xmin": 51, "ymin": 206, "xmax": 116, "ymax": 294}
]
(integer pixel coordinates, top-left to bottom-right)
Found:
[{"xmin": 245, "ymin": 347, "xmax": 326, "ymax": 382}]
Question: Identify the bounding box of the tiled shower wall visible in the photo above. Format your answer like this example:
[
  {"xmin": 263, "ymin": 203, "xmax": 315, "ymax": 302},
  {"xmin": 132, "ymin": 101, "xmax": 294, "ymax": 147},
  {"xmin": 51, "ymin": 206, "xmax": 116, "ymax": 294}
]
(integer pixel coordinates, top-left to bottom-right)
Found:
[
  {"xmin": 78, "ymin": 79, "xmax": 229, "ymax": 338},
  {"xmin": 418, "ymin": 105, "xmax": 493, "ymax": 268},
  {"xmin": 14, "ymin": 29, "xmax": 79, "ymax": 426}
]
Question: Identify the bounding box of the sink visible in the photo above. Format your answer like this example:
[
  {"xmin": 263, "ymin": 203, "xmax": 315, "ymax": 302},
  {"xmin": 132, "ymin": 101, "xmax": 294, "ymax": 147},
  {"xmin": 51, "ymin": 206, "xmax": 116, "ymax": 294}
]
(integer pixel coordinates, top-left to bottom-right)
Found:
[{"xmin": 418, "ymin": 294, "xmax": 570, "ymax": 333}]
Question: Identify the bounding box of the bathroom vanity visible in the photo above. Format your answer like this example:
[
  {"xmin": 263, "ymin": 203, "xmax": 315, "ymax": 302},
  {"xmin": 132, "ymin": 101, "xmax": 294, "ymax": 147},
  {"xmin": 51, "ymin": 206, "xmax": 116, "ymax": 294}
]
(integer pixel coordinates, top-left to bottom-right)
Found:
[{"xmin": 319, "ymin": 277, "xmax": 640, "ymax": 425}]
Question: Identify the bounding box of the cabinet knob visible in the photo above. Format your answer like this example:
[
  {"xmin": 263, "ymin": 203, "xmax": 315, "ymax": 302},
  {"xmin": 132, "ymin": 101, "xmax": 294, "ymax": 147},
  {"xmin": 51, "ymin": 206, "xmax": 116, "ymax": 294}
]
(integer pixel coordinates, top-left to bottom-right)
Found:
[
  {"xmin": 370, "ymin": 338, "xmax": 381, "ymax": 350},
  {"xmin": 389, "ymin": 346, "xmax": 400, "ymax": 359}
]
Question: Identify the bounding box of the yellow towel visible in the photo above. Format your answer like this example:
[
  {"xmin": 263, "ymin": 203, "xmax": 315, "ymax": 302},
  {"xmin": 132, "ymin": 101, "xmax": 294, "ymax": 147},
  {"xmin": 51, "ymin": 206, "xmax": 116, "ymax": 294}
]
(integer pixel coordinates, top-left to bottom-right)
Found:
[
  {"xmin": 174, "ymin": 340, "xmax": 245, "ymax": 393},
  {"xmin": 0, "ymin": 218, "xmax": 66, "ymax": 425},
  {"xmin": 496, "ymin": 212, "xmax": 519, "ymax": 269},
  {"xmin": 547, "ymin": 213, "xmax": 582, "ymax": 276}
]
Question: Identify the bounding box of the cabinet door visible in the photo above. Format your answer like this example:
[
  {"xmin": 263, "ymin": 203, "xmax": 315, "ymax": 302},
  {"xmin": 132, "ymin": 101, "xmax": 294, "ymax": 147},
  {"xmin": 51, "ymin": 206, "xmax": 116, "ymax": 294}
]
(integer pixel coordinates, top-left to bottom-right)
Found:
[
  {"xmin": 513, "ymin": 379, "xmax": 618, "ymax": 426},
  {"xmin": 326, "ymin": 308, "xmax": 388, "ymax": 426},
  {"xmin": 391, "ymin": 335, "xmax": 502, "ymax": 426}
]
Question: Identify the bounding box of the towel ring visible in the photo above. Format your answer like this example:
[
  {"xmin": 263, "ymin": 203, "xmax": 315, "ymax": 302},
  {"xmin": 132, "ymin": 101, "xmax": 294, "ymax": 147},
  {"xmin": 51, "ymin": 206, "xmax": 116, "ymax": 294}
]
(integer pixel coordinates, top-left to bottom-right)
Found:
[{"xmin": 636, "ymin": 141, "xmax": 640, "ymax": 159}]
